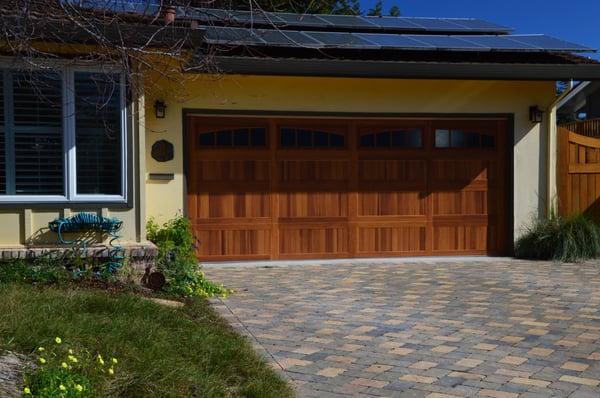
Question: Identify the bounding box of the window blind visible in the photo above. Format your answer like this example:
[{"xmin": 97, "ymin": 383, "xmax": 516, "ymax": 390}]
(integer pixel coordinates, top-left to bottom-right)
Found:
[
  {"xmin": 12, "ymin": 72, "xmax": 63, "ymax": 195},
  {"xmin": 74, "ymin": 72, "xmax": 122, "ymax": 195}
]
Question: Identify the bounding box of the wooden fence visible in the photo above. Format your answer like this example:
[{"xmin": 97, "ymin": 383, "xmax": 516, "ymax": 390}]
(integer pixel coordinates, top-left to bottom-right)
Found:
[
  {"xmin": 557, "ymin": 127, "xmax": 600, "ymax": 220},
  {"xmin": 560, "ymin": 119, "xmax": 600, "ymax": 137}
]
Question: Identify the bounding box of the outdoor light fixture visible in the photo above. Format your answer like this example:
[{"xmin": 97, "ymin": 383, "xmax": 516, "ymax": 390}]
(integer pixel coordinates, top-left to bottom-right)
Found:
[
  {"xmin": 529, "ymin": 106, "xmax": 545, "ymax": 123},
  {"xmin": 154, "ymin": 100, "xmax": 167, "ymax": 119}
]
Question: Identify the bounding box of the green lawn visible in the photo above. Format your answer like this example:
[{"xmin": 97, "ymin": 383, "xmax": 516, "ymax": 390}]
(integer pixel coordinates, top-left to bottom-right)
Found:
[{"xmin": 0, "ymin": 283, "xmax": 294, "ymax": 398}]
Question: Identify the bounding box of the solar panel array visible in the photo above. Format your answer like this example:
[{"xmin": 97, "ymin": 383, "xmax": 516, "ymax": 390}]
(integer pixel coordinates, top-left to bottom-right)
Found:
[
  {"xmin": 204, "ymin": 27, "xmax": 595, "ymax": 53},
  {"xmin": 183, "ymin": 8, "xmax": 514, "ymax": 34}
]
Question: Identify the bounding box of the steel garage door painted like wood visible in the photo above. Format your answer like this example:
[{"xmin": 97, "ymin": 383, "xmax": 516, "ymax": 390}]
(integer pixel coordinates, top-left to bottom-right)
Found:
[{"xmin": 186, "ymin": 116, "xmax": 507, "ymax": 261}]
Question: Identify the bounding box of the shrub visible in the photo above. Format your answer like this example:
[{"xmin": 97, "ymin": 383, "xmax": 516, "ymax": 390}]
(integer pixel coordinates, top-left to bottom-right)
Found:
[
  {"xmin": 0, "ymin": 259, "xmax": 71, "ymax": 285},
  {"xmin": 146, "ymin": 217, "xmax": 230, "ymax": 298},
  {"xmin": 514, "ymin": 213, "xmax": 600, "ymax": 262},
  {"xmin": 22, "ymin": 337, "xmax": 117, "ymax": 397}
]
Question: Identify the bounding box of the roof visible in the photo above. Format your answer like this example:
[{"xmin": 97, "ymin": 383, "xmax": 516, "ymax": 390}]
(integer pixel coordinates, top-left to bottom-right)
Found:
[
  {"xmin": 176, "ymin": 7, "xmax": 600, "ymax": 80},
  {"xmin": 30, "ymin": 2, "xmax": 600, "ymax": 80},
  {"xmin": 558, "ymin": 81, "xmax": 600, "ymax": 114}
]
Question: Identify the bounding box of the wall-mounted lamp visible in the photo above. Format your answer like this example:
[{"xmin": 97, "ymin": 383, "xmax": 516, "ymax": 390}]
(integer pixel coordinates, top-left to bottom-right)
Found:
[
  {"xmin": 529, "ymin": 106, "xmax": 545, "ymax": 124},
  {"xmin": 154, "ymin": 100, "xmax": 167, "ymax": 119}
]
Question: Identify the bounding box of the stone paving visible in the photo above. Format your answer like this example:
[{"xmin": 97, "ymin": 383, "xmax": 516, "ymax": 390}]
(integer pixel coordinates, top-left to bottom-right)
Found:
[{"xmin": 205, "ymin": 259, "xmax": 600, "ymax": 398}]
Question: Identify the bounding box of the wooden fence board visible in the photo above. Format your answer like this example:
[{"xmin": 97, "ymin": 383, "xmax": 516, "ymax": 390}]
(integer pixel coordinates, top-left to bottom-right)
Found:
[{"xmin": 558, "ymin": 126, "xmax": 600, "ymax": 220}]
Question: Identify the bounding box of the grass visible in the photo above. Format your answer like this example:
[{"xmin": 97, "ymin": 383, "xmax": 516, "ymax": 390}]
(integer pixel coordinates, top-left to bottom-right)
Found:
[
  {"xmin": 514, "ymin": 213, "xmax": 600, "ymax": 262},
  {"xmin": 0, "ymin": 282, "xmax": 294, "ymax": 398}
]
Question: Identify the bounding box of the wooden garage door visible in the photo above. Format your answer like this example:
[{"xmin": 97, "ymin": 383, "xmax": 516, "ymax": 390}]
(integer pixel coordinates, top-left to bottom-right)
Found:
[{"xmin": 186, "ymin": 116, "xmax": 507, "ymax": 261}]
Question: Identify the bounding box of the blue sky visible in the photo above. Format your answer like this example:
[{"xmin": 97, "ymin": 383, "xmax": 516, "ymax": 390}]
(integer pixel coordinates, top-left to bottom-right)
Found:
[{"xmin": 362, "ymin": 0, "xmax": 600, "ymax": 59}]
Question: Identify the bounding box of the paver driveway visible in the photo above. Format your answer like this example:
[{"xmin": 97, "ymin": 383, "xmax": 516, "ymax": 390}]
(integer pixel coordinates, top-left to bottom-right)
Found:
[{"xmin": 205, "ymin": 259, "xmax": 600, "ymax": 398}]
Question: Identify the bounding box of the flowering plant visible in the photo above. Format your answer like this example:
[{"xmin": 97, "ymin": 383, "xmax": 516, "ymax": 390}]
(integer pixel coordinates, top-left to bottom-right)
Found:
[{"xmin": 21, "ymin": 337, "xmax": 118, "ymax": 397}]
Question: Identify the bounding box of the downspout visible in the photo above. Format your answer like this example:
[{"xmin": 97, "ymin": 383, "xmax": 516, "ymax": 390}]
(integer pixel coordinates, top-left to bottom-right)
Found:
[{"xmin": 546, "ymin": 80, "xmax": 575, "ymax": 216}]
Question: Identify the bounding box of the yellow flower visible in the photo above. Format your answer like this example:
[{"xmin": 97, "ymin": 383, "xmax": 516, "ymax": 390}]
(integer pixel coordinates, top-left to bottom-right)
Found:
[
  {"xmin": 108, "ymin": 367, "xmax": 114, "ymax": 375},
  {"xmin": 68, "ymin": 355, "xmax": 78, "ymax": 363},
  {"xmin": 75, "ymin": 384, "xmax": 83, "ymax": 392},
  {"xmin": 111, "ymin": 357, "xmax": 118, "ymax": 364},
  {"xmin": 37, "ymin": 347, "xmax": 45, "ymax": 352},
  {"xmin": 23, "ymin": 387, "xmax": 31, "ymax": 394},
  {"xmin": 97, "ymin": 356, "xmax": 105, "ymax": 366},
  {"xmin": 59, "ymin": 384, "xmax": 66, "ymax": 391},
  {"xmin": 55, "ymin": 337, "xmax": 62, "ymax": 344},
  {"xmin": 68, "ymin": 349, "xmax": 74, "ymax": 355},
  {"xmin": 38, "ymin": 357, "xmax": 46, "ymax": 364},
  {"xmin": 61, "ymin": 362, "xmax": 68, "ymax": 369}
]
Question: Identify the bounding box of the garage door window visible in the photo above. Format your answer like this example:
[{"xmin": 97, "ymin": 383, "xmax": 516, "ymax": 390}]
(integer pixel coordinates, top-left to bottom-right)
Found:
[
  {"xmin": 360, "ymin": 129, "xmax": 422, "ymax": 148},
  {"xmin": 435, "ymin": 129, "xmax": 495, "ymax": 149},
  {"xmin": 280, "ymin": 127, "xmax": 345, "ymax": 148},
  {"xmin": 198, "ymin": 128, "xmax": 267, "ymax": 148}
]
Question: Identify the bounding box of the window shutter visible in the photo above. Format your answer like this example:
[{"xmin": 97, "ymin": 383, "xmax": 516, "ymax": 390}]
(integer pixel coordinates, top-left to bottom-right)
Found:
[
  {"xmin": 12, "ymin": 72, "xmax": 63, "ymax": 195},
  {"xmin": 75, "ymin": 72, "xmax": 122, "ymax": 195}
]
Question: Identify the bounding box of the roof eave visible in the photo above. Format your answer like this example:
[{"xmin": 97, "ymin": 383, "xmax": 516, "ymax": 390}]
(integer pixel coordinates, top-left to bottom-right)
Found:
[{"xmin": 203, "ymin": 56, "xmax": 600, "ymax": 81}]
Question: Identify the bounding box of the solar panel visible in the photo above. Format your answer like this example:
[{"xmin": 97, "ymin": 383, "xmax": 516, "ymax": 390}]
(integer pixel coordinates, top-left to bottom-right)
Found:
[
  {"xmin": 304, "ymin": 31, "xmax": 380, "ymax": 48},
  {"xmin": 407, "ymin": 18, "xmax": 472, "ymax": 31},
  {"xmin": 204, "ymin": 27, "xmax": 264, "ymax": 46},
  {"xmin": 447, "ymin": 19, "xmax": 514, "ymax": 32},
  {"xmin": 252, "ymin": 29, "xmax": 322, "ymax": 47},
  {"xmin": 456, "ymin": 35, "xmax": 538, "ymax": 50},
  {"xmin": 203, "ymin": 27, "xmax": 595, "ymax": 53},
  {"xmin": 507, "ymin": 35, "xmax": 594, "ymax": 52},
  {"xmin": 227, "ymin": 10, "xmax": 286, "ymax": 25},
  {"xmin": 317, "ymin": 15, "xmax": 380, "ymax": 29},
  {"xmin": 358, "ymin": 33, "xmax": 435, "ymax": 49},
  {"xmin": 362, "ymin": 16, "xmax": 425, "ymax": 30},
  {"xmin": 188, "ymin": 8, "xmax": 514, "ymax": 34},
  {"xmin": 405, "ymin": 35, "xmax": 488, "ymax": 50},
  {"xmin": 181, "ymin": 7, "xmax": 231, "ymax": 22},
  {"xmin": 275, "ymin": 13, "xmax": 332, "ymax": 28}
]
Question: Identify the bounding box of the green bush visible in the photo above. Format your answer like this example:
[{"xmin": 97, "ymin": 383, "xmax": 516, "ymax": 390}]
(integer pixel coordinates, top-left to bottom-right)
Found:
[
  {"xmin": 514, "ymin": 213, "xmax": 600, "ymax": 262},
  {"xmin": 0, "ymin": 259, "xmax": 71, "ymax": 285},
  {"xmin": 146, "ymin": 217, "xmax": 230, "ymax": 298},
  {"xmin": 0, "ymin": 252, "xmax": 117, "ymax": 285},
  {"xmin": 22, "ymin": 337, "xmax": 117, "ymax": 397}
]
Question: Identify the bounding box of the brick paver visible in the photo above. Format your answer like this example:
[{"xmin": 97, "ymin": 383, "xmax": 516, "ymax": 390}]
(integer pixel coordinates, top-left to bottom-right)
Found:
[{"xmin": 206, "ymin": 259, "xmax": 600, "ymax": 397}]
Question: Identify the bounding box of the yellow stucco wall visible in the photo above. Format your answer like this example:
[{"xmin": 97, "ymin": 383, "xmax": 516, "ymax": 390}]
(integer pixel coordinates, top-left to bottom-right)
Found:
[{"xmin": 145, "ymin": 74, "xmax": 555, "ymax": 241}]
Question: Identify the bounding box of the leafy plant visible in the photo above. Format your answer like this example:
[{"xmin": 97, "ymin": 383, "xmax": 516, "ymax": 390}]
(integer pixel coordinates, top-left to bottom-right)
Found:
[
  {"xmin": 146, "ymin": 217, "xmax": 230, "ymax": 298},
  {"xmin": 0, "ymin": 251, "xmax": 118, "ymax": 285},
  {"xmin": 22, "ymin": 337, "xmax": 117, "ymax": 397},
  {"xmin": 0, "ymin": 259, "xmax": 71, "ymax": 285},
  {"xmin": 515, "ymin": 213, "xmax": 600, "ymax": 262}
]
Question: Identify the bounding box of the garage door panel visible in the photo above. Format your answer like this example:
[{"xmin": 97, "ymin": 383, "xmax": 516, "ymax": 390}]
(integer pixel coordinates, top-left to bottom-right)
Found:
[
  {"xmin": 432, "ymin": 225, "xmax": 489, "ymax": 252},
  {"xmin": 430, "ymin": 159, "xmax": 493, "ymax": 183},
  {"xmin": 358, "ymin": 191, "xmax": 427, "ymax": 216},
  {"xmin": 280, "ymin": 160, "xmax": 349, "ymax": 182},
  {"xmin": 279, "ymin": 192, "xmax": 348, "ymax": 217},
  {"xmin": 358, "ymin": 159, "xmax": 426, "ymax": 182},
  {"xmin": 194, "ymin": 226, "xmax": 272, "ymax": 259},
  {"xmin": 357, "ymin": 225, "xmax": 427, "ymax": 254},
  {"xmin": 433, "ymin": 191, "xmax": 488, "ymax": 215},
  {"xmin": 195, "ymin": 159, "xmax": 270, "ymax": 182},
  {"xmin": 279, "ymin": 226, "xmax": 349, "ymax": 257},
  {"xmin": 192, "ymin": 192, "xmax": 271, "ymax": 219}
]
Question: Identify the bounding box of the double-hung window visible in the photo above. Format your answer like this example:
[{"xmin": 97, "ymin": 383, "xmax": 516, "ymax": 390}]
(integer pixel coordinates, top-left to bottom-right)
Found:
[{"xmin": 0, "ymin": 68, "xmax": 127, "ymax": 203}]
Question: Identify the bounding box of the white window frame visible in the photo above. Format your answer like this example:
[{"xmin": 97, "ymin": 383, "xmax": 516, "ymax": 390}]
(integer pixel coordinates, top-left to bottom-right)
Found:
[{"xmin": 0, "ymin": 65, "xmax": 128, "ymax": 204}]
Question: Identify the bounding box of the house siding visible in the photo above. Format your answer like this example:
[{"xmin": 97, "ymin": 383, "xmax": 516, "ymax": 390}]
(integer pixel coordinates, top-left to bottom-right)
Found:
[{"xmin": 144, "ymin": 75, "xmax": 555, "ymax": 242}]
